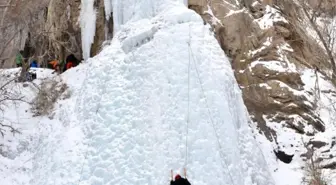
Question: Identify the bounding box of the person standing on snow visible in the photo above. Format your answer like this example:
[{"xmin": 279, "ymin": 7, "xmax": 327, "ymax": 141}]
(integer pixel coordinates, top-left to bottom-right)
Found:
[
  {"xmin": 30, "ymin": 60, "xmax": 38, "ymax": 68},
  {"xmin": 16, "ymin": 50, "xmax": 24, "ymax": 67},
  {"xmin": 64, "ymin": 54, "xmax": 79, "ymax": 71},
  {"xmin": 49, "ymin": 60, "xmax": 61, "ymax": 74},
  {"xmin": 170, "ymin": 169, "xmax": 191, "ymax": 185}
]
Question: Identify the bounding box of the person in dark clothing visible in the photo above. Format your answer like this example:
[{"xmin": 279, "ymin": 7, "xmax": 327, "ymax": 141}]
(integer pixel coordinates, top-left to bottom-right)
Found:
[
  {"xmin": 64, "ymin": 54, "xmax": 79, "ymax": 71},
  {"xmin": 170, "ymin": 174, "xmax": 191, "ymax": 185},
  {"xmin": 30, "ymin": 60, "xmax": 38, "ymax": 68},
  {"xmin": 16, "ymin": 51, "xmax": 24, "ymax": 67}
]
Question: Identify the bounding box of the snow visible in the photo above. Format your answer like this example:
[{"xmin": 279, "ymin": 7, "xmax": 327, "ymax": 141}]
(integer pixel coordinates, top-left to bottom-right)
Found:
[
  {"xmin": 255, "ymin": 132, "xmax": 304, "ymax": 185},
  {"xmin": 249, "ymin": 60, "xmax": 296, "ymax": 73},
  {"xmin": 301, "ymin": 69, "xmax": 336, "ymax": 130},
  {"xmin": 329, "ymin": 17, "xmax": 336, "ymax": 51},
  {"xmin": 225, "ymin": 9, "xmax": 246, "ymax": 18},
  {"xmin": 80, "ymin": 0, "xmax": 97, "ymax": 60},
  {"xmin": 0, "ymin": 68, "xmax": 74, "ymax": 185},
  {"xmin": 260, "ymin": 83, "xmax": 272, "ymax": 90},
  {"xmin": 0, "ymin": 1, "xmax": 275, "ymax": 185},
  {"xmin": 182, "ymin": 0, "xmax": 188, "ymax": 6},
  {"xmin": 256, "ymin": 5, "xmax": 288, "ymax": 29}
]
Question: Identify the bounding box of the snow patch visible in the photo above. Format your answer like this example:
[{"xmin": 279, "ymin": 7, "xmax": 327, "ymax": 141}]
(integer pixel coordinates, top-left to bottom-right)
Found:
[
  {"xmin": 250, "ymin": 60, "xmax": 296, "ymax": 73},
  {"xmin": 256, "ymin": 5, "xmax": 288, "ymax": 29},
  {"xmin": 225, "ymin": 8, "xmax": 246, "ymax": 18}
]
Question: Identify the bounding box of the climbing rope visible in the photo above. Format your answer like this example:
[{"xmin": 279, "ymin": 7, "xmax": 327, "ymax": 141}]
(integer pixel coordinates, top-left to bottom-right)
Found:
[
  {"xmin": 184, "ymin": 24, "xmax": 192, "ymax": 168},
  {"xmin": 76, "ymin": 57, "xmax": 119, "ymax": 185},
  {"xmin": 186, "ymin": 24, "xmax": 236, "ymax": 185},
  {"xmin": 75, "ymin": 63, "xmax": 93, "ymax": 185}
]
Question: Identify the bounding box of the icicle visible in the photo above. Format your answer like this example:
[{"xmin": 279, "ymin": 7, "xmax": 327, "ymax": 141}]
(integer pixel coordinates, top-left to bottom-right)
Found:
[
  {"xmin": 112, "ymin": 0, "xmax": 123, "ymax": 34},
  {"xmin": 103, "ymin": 0, "xmax": 113, "ymax": 20},
  {"xmin": 79, "ymin": 0, "xmax": 97, "ymax": 60},
  {"xmin": 183, "ymin": 0, "xmax": 188, "ymax": 6}
]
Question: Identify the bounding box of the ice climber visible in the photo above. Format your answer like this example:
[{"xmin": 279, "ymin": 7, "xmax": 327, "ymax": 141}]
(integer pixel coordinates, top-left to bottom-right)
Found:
[
  {"xmin": 49, "ymin": 60, "xmax": 61, "ymax": 74},
  {"xmin": 16, "ymin": 51, "xmax": 23, "ymax": 67},
  {"xmin": 170, "ymin": 174, "xmax": 191, "ymax": 185},
  {"xmin": 170, "ymin": 169, "xmax": 191, "ymax": 185}
]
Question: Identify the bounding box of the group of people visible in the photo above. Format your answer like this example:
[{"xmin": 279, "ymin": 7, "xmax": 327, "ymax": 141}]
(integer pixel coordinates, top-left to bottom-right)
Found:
[
  {"xmin": 15, "ymin": 51, "xmax": 80, "ymax": 77},
  {"xmin": 47, "ymin": 54, "xmax": 80, "ymax": 74},
  {"xmin": 15, "ymin": 51, "xmax": 80, "ymax": 82}
]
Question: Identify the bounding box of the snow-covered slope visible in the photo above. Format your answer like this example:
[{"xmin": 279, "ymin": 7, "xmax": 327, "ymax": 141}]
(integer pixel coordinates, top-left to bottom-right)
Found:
[{"xmin": 1, "ymin": 1, "xmax": 274, "ymax": 185}]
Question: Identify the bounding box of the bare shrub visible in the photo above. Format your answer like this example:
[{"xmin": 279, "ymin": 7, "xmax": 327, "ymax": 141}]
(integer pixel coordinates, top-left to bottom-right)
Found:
[
  {"xmin": 0, "ymin": 71, "xmax": 25, "ymax": 136},
  {"xmin": 302, "ymin": 154, "xmax": 328, "ymax": 185},
  {"xmin": 31, "ymin": 78, "xmax": 69, "ymax": 116},
  {"xmin": 302, "ymin": 140, "xmax": 329, "ymax": 185},
  {"xmin": 298, "ymin": 0, "xmax": 336, "ymax": 84}
]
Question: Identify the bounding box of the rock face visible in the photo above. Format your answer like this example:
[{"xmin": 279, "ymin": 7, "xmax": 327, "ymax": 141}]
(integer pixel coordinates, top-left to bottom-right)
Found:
[
  {"xmin": 1, "ymin": 0, "xmax": 111, "ymax": 67},
  {"xmin": 187, "ymin": 0, "xmax": 336, "ymax": 171},
  {"xmin": 188, "ymin": 0, "xmax": 335, "ymax": 154},
  {"xmin": 45, "ymin": 0, "xmax": 82, "ymax": 62},
  {"xmin": 41, "ymin": 0, "xmax": 112, "ymax": 63}
]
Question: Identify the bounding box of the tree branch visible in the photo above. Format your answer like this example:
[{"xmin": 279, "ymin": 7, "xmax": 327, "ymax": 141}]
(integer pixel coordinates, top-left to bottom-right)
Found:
[
  {"xmin": 299, "ymin": 0, "xmax": 336, "ymax": 83},
  {"xmin": 0, "ymin": 122, "xmax": 21, "ymax": 137}
]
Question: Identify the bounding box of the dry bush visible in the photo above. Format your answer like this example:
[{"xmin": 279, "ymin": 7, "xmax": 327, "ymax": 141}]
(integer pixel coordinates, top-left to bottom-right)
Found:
[
  {"xmin": 298, "ymin": 0, "xmax": 336, "ymax": 84},
  {"xmin": 301, "ymin": 140, "xmax": 329, "ymax": 185},
  {"xmin": 0, "ymin": 72, "xmax": 25, "ymax": 136},
  {"xmin": 31, "ymin": 78, "xmax": 69, "ymax": 116},
  {"xmin": 302, "ymin": 155, "xmax": 328, "ymax": 185}
]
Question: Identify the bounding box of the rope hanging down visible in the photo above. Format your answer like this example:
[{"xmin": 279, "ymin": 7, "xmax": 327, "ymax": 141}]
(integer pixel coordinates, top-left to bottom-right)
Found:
[
  {"xmin": 186, "ymin": 24, "xmax": 236, "ymax": 185},
  {"xmin": 184, "ymin": 25, "xmax": 192, "ymax": 168}
]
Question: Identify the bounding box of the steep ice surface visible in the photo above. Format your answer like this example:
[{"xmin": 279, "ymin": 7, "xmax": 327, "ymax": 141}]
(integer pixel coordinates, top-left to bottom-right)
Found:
[
  {"xmin": 0, "ymin": 1, "xmax": 276, "ymax": 185},
  {"xmin": 111, "ymin": 0, "xmax": 186, "ymax": 33},
  {"xmin": 75, "ymin": 2, "xmax": 274, "ymax": 185},
  {"xmin": 80, "ymin": 0, "xmax": 97, "ymax": 60}
]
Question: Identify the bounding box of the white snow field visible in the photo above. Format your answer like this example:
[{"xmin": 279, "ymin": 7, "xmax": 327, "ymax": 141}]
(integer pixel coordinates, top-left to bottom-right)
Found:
[{"xmin": 0, "ymin": 1, "xmax": 276, "ymax": 185}]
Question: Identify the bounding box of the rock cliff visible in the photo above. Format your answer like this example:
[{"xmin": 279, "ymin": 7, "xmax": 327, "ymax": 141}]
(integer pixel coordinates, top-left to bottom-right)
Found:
[{"xmin": 188, "ymin": 0, "xmax": 336, "ymax": 167}]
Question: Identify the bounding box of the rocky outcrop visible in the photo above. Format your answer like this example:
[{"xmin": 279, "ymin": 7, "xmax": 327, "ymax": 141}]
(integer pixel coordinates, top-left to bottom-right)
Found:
[
  {"xmin": 188, "ymin": 0, "xmax": 334, "ymax": 142},
  {"xmin": 1, "ymin": 0, "xmax": 111, "ymax": 67},
  {"xmin": 91, "ymin": 0, "xmax": 113, "ymax": 57},
  {"xmin": 45, "ymin": 0, "xmax": 82, "ymax": 62}
]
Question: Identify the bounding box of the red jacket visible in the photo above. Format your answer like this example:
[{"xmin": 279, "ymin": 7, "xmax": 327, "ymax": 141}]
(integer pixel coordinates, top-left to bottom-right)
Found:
[{"xmin": 66, "ymin": 61, "xmax": 74, "ymax": 70}]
